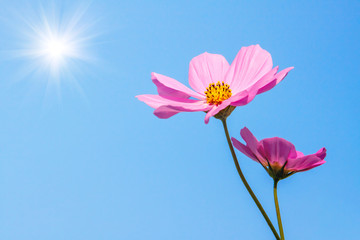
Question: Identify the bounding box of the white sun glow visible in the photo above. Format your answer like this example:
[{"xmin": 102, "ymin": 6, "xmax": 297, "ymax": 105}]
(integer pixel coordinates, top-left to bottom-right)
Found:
[
  {"xmin": 12, "ymin": 2, "xmax": 97, "ymax": 85},
  {"xmin": 44, "ymin": 39, "xmax": 71, "ymax": 60},
  {"xmin": 34, "ymin": 34, "xmax": 73, "ymax": 74},
  {"xmin": 32, "ymin": 25, "xmax": 81, "ymax": 77}
]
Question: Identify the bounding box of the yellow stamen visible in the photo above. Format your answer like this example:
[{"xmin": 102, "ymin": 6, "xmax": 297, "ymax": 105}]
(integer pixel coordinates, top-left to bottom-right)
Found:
[{"xmin": 204, "ymin": 81, "xmax": 232, "ymax": 106}]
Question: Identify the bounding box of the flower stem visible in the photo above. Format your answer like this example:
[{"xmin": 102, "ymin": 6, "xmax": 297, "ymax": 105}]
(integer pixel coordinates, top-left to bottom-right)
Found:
[
  {"xmin": 274, "ymin": 180, "xmax": 285, "ymax": 240},
  {"xmin": 221, "ymin": 119, "xmax": 280, "ymax": 240}
]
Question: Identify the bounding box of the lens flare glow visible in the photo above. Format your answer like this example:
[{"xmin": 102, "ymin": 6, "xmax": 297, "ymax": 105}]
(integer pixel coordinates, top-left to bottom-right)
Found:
[
  {"xmin": 11, "ymin": 2, "xmax": 98, "ymax": 87},
  {"xmin": 45, "ymin": 39, "xmax": 71, "ymax": 60},
  {"xmin": 36, "ymin": 31, "xmax": 77, "ymax": 74}
]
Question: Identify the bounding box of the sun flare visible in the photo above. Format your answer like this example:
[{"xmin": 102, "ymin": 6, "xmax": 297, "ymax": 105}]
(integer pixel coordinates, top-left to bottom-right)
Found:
[
  {"xmin": 44, "ymin": 39, "xmax": 71, "ymax": 60},
  {"xmin": 33, "ymin": 27, "xmax": 79, "ymax": 75},
  {"xmin": 12, "ymin": 2, "xmax": 97, "ymax": 85}
]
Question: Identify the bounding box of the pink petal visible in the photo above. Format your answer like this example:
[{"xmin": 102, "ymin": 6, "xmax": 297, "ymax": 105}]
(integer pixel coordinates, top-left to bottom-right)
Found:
[
  {"xmin": 256, "ymin": 78, "xmax": 278, "ymax": 95},
  {"xmin": 240, "ymin": 127, "xmax": 259, "ymax": 154},
  {"xmin": 188, "ymin": 52, "xmax": 230, "ymax": 93},
  {"xmin": 252, "ymin": 66, "xmax": 279, "ymax": 95},
  {"xmin": 153, "ymin": 106, "xmax": 180, "ymax": 119},
  {"xmin": 154, "ymin": 101, "xmax": 212, "ymax": 119},
  {"xmin": 315, "ymin": 147, "xmax": 327, "ymax": 160},
  {"xmin": 299, "ymin": 160, "xmax": 326, "ymax": 172},
  {"xmin": 247, "ymin": 66, "xmax": 293, "ymax": 95},
  {"xmin": 203, "ymin": 93, "xmax": 246, "ymax": 123},
  {"xmin": 286, "ymin": 155, "xmax": 326, "ymax": 172},
  {"xmin": 136, "ymin": 94, "xmax": 170, "ymax": 108},
  {"xmin": 152, "ymin": 72, "xmax": 204, "ymax": 99},
  {"xmin": 295, "ymin": 151, "xmax": 305, "ymax": 158},
  {"xmin": 231, "ymin": 137, "xmax": 258, "ymax": 161},
  {"xmin": 233, "ymin": 128, "xmax": 268, "ymax": 165},
  {"xmin": 234, "ymin": 66, "xmax": 289, "ymax": 105},
  {"xmin": 204, "ymin": 105, "xmax": 221, "ymax": 124},
  {"xmin": 229, "ymin": 91, "xmax": 249, "ymax": 106},
  {"xmin": 136, "ymin": 94, "xmax": 198, "ymax": 109},
  {"xmin": 286, "ymin": 147, "xmax": 326, "ymax": 172},
  {"xmin": 225, "ymin": 45, "xmax": 273, "ymax": 93},
  {"xmin": 260, "ymin": 137, "xmax": 296, "ymax": 166},
  {"xmin": 275, "ymin": 67, "xmax": 294, "ymax": 84},
  {"xmin": 202, "ymin": 90, "xmax": 249, "ymax": 123}
]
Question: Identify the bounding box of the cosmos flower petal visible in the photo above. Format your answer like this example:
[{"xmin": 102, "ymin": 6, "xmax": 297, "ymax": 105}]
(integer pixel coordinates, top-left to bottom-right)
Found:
[
  {"xmin": 286, "ymin": 155, "xmax": 326, "ymax": 172},
  {"xmin": 233, "ymin": 128, "xmax": 268, "ymax": 165},
  {"xmin": 229, "ymin": 90, "xmax": 249, "ymax": 106},
  {"xmin": 256, "ymin": 78, "xmax": 278, "ymax": 95},
  {"xmin": 203, "ymin": 92, "xmax": 245, "ymax": 124},
  {"xmin": 295, "ymin": 151, "xmax": 305, "ymax": 158},
  {"xmin": 275, "ymin": 67, "xmax": 294, "ymax": 84},
  {"xmin": 136, "ymin": 94, "xmax": 199, "ymax": 109},
  {"xmin": 240, "ymin": 127, "xmax": 259, "ymax": 153},
  {"xmin": 251, "ymin": 66, "xmax": 294, "ymax": 95},
  {"xmin": 286, "ymin": 147, "xmax": 327, "ymax": 171},
  {"xmin": 251, "ymin": 66, "xmax": 279, "ymax": 95},
  {"xmin": 203, "ymin": 92, "xmax": 247, "ymax": 124},
  {"xmin": 204, "ymin": 105, "xmax": 222, "ymax": 124},
  {"xmin": 231, "ymin": 137, "xmax": 258, "ymax": 161},
  {"xmin": 225, "ymin": 45, "xmax": 273, "ymax": 93},
  {"xmin": 154, "ymin": 101, "xmax": 212, "ymax": 119},
  {"xmin": 189, "ymin": 52, "xmax": 230, "ymax": 93},
  {"xmin": 136, "ymin": 94, "xmax": 170, "ymax": 108},
  {"xmin": 249, "ymin": 66, "xmax": 292, "ymax": 96},
  {"xmin": 298, "ymin": 160, "xmax": 326, "ymax": 172},
  {"xmin": 260, "ymin": 137, "xmax": 296, "ymax": 166},
  {"xmin": 152, "ymin": 72, "xmax": 204, "ymax": 99},
  {"xmin": 315, "ymin": 147, "xmax": 327, "ymax": 159},
  {"xmin": 153, "ymin": 107, "xmax": 181, "ymax": 119}
]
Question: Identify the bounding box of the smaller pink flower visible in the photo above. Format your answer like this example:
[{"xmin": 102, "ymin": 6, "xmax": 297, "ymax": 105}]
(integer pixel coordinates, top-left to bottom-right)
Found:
[
  {"xmin": 136, "ymin": 45, "xmax": 293, "ymax": 124},
  {"xmin": 231, "ymin": 127, "xmax": 326, "ymax": 180}
]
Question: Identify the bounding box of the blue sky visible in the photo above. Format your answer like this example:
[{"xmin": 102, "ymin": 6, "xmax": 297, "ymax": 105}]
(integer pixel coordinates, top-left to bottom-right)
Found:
[{"xmin": 0, "ymin": 0, "xmax": 359, "ymax": 239}]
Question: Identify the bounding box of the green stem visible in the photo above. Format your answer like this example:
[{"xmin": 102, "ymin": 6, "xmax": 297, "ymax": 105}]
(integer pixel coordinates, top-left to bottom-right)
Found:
[
  {"xmin": 221, "ymin": 119, "xmax": 280, "ymax": 240},
  {"xmin": 274, "ymin": 180, "xmax": 285, "ymax": 240}
]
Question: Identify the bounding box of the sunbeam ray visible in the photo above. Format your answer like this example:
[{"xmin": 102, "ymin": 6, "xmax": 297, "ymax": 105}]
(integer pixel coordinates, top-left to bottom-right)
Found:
[{"xmin": 6, "ymin": 1, "xmax": 99, "ymax": 97}]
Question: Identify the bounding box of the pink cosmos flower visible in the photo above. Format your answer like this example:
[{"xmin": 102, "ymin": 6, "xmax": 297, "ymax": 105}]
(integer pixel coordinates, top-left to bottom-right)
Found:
[
  {"xmin": 231, "ymin": 127, "xmax": 326, "ymax": 180},
  {"xmin": 136, "ymin": 45, "xmax": 293, "ymax": 124}
]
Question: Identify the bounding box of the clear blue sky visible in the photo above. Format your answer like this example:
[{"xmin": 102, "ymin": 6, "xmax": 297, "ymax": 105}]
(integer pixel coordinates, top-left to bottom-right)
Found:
[{"xmin": 0, "ymin": 0, "xmax": 359, "ymax": 239}]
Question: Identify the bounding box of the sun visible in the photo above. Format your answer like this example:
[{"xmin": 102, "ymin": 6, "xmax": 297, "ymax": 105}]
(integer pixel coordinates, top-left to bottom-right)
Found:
[
  {"xmin": 12, "ymin": 2, "xmax": 97, "ymax": 85},
  {"xmin": 34, "ymin": 27, "xmax": 78, "ymax": 75},
  {"xmin": 44, "ymin": 38, "xmax": 71, "ymax": 60}
]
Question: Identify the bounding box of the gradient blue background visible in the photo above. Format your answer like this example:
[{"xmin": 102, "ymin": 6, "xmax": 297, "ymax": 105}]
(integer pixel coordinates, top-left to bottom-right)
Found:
[{"xmin": 0, "ymin": 0, "xmax": 359, "ymax": 239}]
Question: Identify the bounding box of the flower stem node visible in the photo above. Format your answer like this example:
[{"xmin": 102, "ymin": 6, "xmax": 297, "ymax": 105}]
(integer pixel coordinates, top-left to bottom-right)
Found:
[
  {"xmin": 267, "ymin": 161, "xmax": 292, "ymax": 181},
  {"xmin": 214, "ymin": 105, "xmax": 236, "ymax": 121}
]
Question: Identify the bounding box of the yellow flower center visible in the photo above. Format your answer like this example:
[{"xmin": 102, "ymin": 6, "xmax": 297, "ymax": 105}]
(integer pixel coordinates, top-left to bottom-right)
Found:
[{"xmin": 204, "ymin": 81, "xmax": 232, "ymax": 106}]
